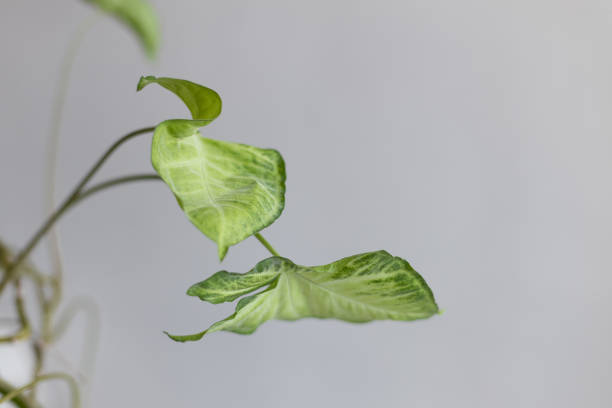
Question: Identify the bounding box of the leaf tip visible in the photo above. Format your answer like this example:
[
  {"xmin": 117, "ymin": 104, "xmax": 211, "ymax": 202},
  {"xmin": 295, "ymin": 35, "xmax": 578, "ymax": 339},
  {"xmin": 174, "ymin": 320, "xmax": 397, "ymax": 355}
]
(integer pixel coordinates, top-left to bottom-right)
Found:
[
  {"xmin": 164, "ymin": 330, "xmax": 207, "ymax": 343},
  {"xmin": 137, "ymin": 75, "xmax": 156, "ymax": 91},
  {"xmin": 185, "ymin": 284, "xmax": 199, "ymax": 297},
  {"xmin": 217, "ymin": 245, "xmax": 229, "ymax": 262}
]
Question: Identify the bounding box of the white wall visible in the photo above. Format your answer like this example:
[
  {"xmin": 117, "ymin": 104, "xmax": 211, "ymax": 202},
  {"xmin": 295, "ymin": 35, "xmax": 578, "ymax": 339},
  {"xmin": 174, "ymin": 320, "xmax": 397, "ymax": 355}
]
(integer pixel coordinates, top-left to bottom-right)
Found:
[{"xmin": 1, "ymin": 0, "xmax": 611, "ymax": 406}]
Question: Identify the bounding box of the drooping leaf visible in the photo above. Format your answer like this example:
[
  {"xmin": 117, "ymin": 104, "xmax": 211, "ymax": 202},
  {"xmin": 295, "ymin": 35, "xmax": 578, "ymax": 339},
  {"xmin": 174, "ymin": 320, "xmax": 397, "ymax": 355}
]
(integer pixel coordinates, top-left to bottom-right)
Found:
[
  {"xmin": 86, "ymin": 0, "xmax": 160, "ymax": 58},
  {"xmin": 167, "ymin": 251, "xmax": 439, "ymax": 342},
  {"xmin": 139, "ymin": 77, "xmax": 285, "ymax": 260}
]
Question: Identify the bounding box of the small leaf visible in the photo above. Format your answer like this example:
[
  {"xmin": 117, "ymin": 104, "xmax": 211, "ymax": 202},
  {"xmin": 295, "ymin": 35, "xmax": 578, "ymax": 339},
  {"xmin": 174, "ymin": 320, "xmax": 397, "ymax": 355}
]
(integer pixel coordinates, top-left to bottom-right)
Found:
[
  {"xmin": 168, "ymin": 251, "xmax": 439, "ymax": 342},
  {"xmin": 141, "ymin": 77, "xmax": 285, "ymax": 260},
  {"xmin": 137, "ymin": 76, "xmax": 222, "ymax": 121},
  {"xmin": 187, "ymin": 264, "xmax": 280, "ymax": 304},
  {"xmin": 86, "ymin": 0, "xmax": 160, "ymax": 58}
]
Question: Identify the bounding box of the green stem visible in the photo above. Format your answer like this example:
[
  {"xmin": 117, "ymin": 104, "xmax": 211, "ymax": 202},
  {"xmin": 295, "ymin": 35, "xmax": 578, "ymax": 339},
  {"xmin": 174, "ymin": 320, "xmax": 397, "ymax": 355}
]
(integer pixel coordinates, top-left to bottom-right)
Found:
[
  {"xmin": 39, "ymin": 174, "xmax": 161, "ymax": 247},
  {"xmin": 0, "ymin": 373, "xmax": 79, "ymax": 407},
  {"xmin": 0, "ymin": 172, "xmax": 159, "ymax": 298},
  {"xmin": 0, "ymin": 246, "xmax": 31, "ymax": 342},
  {"xmin": 44, "ymin": 13, "xmax": 100, "ymax": 334},
  {"xmin": 51, "ymin": 297, "xmax": 100, "ymax": 389},
  {"xmin": 0, "ymin": 127, "xmax": 155, "ymax": 295},
  {"xmin": 0, "ymin": 377, "xmax": 39, "ymax": 408},
  {"xmin": 254, "ymin": 233, "xmax": 280, "ymax": 257},
  {"xmin": 0, "ymin": 280, "xmax": 32, "ymax": 343},
  {"xmin": 46, "ymin": 14, "xmax": 98, "ymax": 216},
  {"xmin": 74, "ymin": 174, "xmax": 161, "ymax": 205}
]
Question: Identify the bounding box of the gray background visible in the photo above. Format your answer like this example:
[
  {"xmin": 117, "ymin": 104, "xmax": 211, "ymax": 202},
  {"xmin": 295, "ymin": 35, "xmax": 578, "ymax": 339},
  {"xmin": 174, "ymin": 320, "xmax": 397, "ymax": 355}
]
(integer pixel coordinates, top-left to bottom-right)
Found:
[{"xmin": 1, "ymin": 0, "xmax": 611, "ymax": 407}]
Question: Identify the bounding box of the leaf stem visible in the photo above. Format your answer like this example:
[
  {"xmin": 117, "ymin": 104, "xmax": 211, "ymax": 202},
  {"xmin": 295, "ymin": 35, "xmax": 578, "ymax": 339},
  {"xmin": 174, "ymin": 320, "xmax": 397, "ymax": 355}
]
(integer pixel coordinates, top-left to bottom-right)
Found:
[
  {"xmin": 0, "ymin": 280, "xmax": 31, "ymax": 343},
  {"xmin": 0, "ymin": 377, "xmax": 39, "ymax": 408},
  {"xmin": 44, "ymin": 12, "xmax": 100, "ymax": 348},
  {"xmin": 0, "ymin": 127, "xmax": 155, "ymax": 295},
  {"xmin": 0, "ymin": 246, "xmax": 31, "ymax": 342},
  {"xmin": 74, "ymin": 174, "xmax": 161, "ymax": 205},
  {"xmin": 51, "ymin": 296, "xmax": 100, "ymax": 380},
  {"xmin": 254, "ymin": 233, "xmax": 280, "ymax": 257},
  {"xmin": 0, "ymin": 373, "xmax": 80, "ymax": 407}
]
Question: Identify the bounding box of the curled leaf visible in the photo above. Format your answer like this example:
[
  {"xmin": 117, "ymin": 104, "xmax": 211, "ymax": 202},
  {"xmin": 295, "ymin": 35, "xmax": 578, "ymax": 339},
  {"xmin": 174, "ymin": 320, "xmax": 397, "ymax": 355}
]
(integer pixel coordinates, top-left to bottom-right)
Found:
[
  {"xmin": 137, "ymin": 76, "xmax": 222, "ymax": 121},
  {"xmin": 167, "ymin": 251, "xmax": 439, "ymax": 342}
]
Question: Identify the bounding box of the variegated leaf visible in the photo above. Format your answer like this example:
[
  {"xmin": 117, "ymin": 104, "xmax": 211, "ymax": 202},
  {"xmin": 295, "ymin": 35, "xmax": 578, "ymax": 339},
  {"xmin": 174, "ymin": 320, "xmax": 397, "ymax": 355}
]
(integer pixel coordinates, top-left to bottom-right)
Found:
[
  {"xmin": 168, "ymin": 250, "xmax": 439, "ymax": 342},
  {"xmin": 139, "ymin": 76, "xmax": 286, "ymax": 260},
  {"xmin": 151, "ymin": 123, "xmax": 286, "ymax": 260}
]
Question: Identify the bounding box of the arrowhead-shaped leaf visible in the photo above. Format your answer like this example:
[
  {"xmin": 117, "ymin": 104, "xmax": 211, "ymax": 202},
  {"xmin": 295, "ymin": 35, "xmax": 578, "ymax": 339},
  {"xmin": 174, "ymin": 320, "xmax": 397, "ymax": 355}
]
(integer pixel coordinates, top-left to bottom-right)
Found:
[
  {"xmin": 139, "ymin": 77, "xmax": 285, "ymax": 260},
  {"xmin": 86, "ymin": 0, "xmax": 160, "ymax": 58},
  {"xmin": 167, "ymin": 251, "xmax": 439, "ymax": 342},
  {"xmin": 151, "ymin": 123, "xmax": 286, "ymax": 260}
]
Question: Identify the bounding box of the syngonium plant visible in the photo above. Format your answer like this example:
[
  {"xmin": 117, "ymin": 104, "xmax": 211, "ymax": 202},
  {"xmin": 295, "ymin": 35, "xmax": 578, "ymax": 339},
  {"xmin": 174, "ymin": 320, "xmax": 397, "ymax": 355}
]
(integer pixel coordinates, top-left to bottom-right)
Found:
[
  {"xmin": 1, "ymin": 0, "xmax": 440, "ymax": 406},
  {"xmin": 1, "ymin": 1, "xmax": 162, "ymax": 405},
  {"xmin": 2, "ymin": 75, "xmax": 440, "ymax": 345},
  {"xmin": 136, "ymin": 76, "xmax": 440, "ymax": 341}
]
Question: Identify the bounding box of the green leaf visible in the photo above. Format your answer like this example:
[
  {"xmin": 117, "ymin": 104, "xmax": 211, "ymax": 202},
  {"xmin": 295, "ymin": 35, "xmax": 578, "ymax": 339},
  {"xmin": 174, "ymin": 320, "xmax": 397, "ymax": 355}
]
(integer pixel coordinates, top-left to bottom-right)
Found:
[
  {"xmin": 152, "ymin": 125, "xmax": 286, "ymax": 260},
  {"xmin": 140, "ymin": 76, "xmax": 285, "ymax": 260},
  {"xmin": 86, "ymin": 0, "xmax": 160, "ymax": 58},
  {"xmin": 167, "ymin": 251, "xmax": 439, "ymax": 342},
  {"xmin": 137, "ymin": 76, "xmax": 222, "ymax": 121},
  {"xmin": 186, "ymin": 268, "xmax": 279, "ymax": 304}
]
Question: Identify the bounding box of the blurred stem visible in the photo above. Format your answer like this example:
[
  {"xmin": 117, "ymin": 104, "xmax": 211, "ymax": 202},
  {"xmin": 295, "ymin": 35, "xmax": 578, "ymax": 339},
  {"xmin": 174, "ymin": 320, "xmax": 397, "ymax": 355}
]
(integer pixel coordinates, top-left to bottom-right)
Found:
[
  {"xmin": 31, "ymin": 341, "xmax": 44, "ymax": 398},
  {"xmin": 0, "ymin": 246, "xmax": 32, "ymax": 343},
  {"xmin": 0, "ymin": 280, "xmax": 31, "ymax": 343},
  {"xmin": 0, "ymin": 241, "xmax": 9, "ymax": 268},
  {"xmin": 0, "ymin": 127, "xmax": 155, "ymax": 295},
  {"xmin": 0, "ymin": 377, "xmax": 39, "ymax": 408},
  {"xmin": 0, "ymin": 373, "xmax": 80, "ymax": 407},
  {"xmin": 52, "ymin": 297, "xmax": 101, "ymax": 389},
  {"xmin": 0, "ymin": 240, "xmax": 47, "ymax": 392},
  {"xmin": 44, "ymin": 12, "xmax": 100, "ymax": 346}
]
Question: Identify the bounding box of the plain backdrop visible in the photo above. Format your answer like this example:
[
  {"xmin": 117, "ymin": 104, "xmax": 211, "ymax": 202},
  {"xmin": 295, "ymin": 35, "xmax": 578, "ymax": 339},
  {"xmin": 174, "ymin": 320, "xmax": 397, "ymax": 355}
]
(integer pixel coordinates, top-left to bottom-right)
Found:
[{"xmin": 1, "ymin": 0, "xmax": 611, "ymax": 407}]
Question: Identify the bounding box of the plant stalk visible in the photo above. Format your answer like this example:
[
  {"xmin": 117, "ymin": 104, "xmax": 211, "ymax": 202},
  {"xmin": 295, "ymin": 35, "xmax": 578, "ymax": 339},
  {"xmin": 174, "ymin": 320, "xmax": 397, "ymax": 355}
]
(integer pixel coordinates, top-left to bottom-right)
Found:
[
  {"xmin": 0, "ymin": 127, "xmax": 155, "ymax": 295},
  {"xmin": 0, "ymin": 280, "xmax": 31, "ymax": 343},
  {"xmin": 44, "ymin": 13, "xmax": 100, "ymax": 343},
  {"xmin": 0, "ymin": 373, "xmax": 79, "ymax": 407},
  {"xmin": 254, "ymin": 233, "xmax": 281, "ymax": 257},
  {"xmin": 74, "ymin": 174, "xmax": 161, "ymax": 204},
  {"xmin": 0, "ymin": 377, "xmax": 39, "ymax": 408}
]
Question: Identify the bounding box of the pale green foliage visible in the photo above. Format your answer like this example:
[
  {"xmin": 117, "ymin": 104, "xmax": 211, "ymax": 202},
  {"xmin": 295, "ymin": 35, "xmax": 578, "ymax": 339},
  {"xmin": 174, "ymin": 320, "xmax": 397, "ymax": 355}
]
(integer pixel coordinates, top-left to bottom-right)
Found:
[
  {"xmin": 167, "ymin": 251, "xmax": 439, "ymax": 342},
  {"xmin": 138, "ymin": 76, "xmax": 438, "ymax": 340},
  {"xmin": 151, "ymin": 126, "xmax": 286, "ymax": 260},
  {"xmin": 86, "ymin": 0, "xmax": 160, "ymax": 58},
  {"xmin": 139, "ymin": 76, "xmax": 286, "ymax": 260}
]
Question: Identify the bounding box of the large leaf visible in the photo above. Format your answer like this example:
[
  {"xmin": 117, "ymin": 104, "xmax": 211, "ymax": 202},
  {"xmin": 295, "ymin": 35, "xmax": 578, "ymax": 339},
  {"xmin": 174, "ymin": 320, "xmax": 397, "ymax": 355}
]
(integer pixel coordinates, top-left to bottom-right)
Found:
[
  {"xmin": 86, "ymin": 0, "xmax": 160, "ymax": 58},
  {"xmin": 139, "ymin": 77, "xmax": 285, "ymax": 260},
  {"xmin": 151, "ymin": 123, "xmax": 286, "ymax": 260},
  {"xmin": 168, "ymin": 251, "xmax": 439, "ymax": 342}
]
